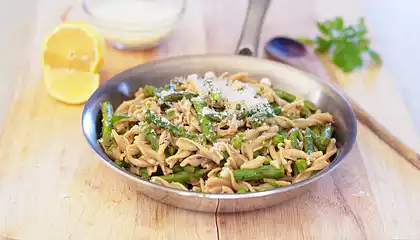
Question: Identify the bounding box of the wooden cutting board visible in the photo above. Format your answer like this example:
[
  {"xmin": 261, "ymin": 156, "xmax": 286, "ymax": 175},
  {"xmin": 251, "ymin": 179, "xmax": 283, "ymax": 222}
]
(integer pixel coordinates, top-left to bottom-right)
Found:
[{"xmin": 1, "ymin": 1, "xmax": 420, "ymax": 239}]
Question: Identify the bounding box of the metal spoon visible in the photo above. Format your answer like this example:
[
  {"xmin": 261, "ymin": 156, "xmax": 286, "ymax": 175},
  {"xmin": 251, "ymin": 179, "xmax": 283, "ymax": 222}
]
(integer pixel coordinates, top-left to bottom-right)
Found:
[{"xmin": 265, "ymin": 36, "xmax": 420, "ymax": 170}]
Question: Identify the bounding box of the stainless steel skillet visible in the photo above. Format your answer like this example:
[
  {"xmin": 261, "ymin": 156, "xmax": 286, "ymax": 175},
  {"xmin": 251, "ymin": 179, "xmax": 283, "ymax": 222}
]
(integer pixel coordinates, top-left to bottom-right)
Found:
[{"xmin": 82, "ymin": 0, "xmax": 357, "ymax": 212}]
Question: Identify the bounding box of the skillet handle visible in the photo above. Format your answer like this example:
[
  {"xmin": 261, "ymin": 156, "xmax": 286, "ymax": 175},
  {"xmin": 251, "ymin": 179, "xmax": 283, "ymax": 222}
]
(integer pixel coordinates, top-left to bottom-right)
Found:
[{"xmin": 235, "ymin": 0, "xmax": 271, "ymax": 56}]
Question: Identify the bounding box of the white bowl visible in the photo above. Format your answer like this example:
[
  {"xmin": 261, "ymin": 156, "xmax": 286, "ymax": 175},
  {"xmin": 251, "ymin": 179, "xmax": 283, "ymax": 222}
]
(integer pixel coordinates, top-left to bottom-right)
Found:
[{"xmin": 82, "ymin": 0, "xmax": 186, "ymax": 50}]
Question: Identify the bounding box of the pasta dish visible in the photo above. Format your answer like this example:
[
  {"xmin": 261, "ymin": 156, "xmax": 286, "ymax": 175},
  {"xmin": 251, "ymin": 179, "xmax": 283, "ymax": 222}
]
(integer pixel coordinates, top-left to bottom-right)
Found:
[{"xmin": 99, "ymin": 72, "xmax": 337, "ymax": 193}]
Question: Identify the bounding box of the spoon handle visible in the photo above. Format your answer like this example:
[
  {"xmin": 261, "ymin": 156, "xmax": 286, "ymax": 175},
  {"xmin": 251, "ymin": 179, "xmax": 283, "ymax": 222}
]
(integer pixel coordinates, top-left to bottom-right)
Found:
[
  {"xmin": 279, "ymin": 48, "xmax": 420, "ymax": 170},
  {"xmin": 347, "ymin": 95, "xmax": 420, "ymax": 169},
  {"xmin": 235, "ymin": 0, "xmax": 271, "ymax": 56}
]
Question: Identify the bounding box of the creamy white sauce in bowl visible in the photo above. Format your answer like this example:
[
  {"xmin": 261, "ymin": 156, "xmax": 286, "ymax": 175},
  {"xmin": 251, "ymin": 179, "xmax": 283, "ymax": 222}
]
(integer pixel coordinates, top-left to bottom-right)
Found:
[{"xmin": 82, "ymin": 0, "xmax": 186, "ymax": 49}]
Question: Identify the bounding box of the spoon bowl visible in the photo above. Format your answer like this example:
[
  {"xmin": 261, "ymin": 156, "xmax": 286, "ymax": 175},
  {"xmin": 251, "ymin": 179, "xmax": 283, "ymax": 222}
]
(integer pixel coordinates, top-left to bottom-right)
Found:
[{"xmin": 265, "ymin": 37, "xmax": 306, "ymax": 58}]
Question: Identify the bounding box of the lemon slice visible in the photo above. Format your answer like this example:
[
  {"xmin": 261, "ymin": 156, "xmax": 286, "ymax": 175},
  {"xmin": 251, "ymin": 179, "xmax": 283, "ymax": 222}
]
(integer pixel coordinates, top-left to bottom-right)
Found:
[
  {"xmin": 44, "ymin": 67, "xmax": 100, "ymax": 104},
  {"xmin": 42, "ymin": 22, "xmax": 104, "ymax": 73}
]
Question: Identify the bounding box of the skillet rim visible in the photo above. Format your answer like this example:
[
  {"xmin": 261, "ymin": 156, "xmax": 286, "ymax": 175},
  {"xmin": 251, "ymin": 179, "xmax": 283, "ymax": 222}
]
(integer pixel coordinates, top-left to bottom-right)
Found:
[{"xmin": 81, "ymin": 53, "xmax": 357, "ymax": 200}]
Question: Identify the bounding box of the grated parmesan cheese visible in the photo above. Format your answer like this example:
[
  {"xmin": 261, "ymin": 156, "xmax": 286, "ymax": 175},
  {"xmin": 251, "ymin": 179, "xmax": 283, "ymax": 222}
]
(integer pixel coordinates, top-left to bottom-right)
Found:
[
  {"xmin": 204, "ymin": 71, "xmax": 217, "ymax": 79},
  {"xmin": 160, "ymin": 117, "xmax": 170, "ymax": 124},
  {"xmin": 213, "ymin": 141, "xmax": 221, "ymax": 150},
  {"xmin": 160, "ymin": 90, "xmax": 174, "ymax": 97},
  {"xmin": 213, "ymin": 79, "xmax": 268, "ymax": 108},
  {"xmin": 201, "ymin": 107, "xmax": 213, "ymax": 115},
  {"xmin": 191, "ymin": 76, "xmax": 271, "ymax": 121},
  {"xmin": 248, "ymin": 102, "xmax": 274, "ymax": 116},
  {"xmin": 220, "ymin": 167, "xmax": 230, "ymax": 178},
  {"xmin": 230, "ymin": 115, "xmax": 240, "ymax": 126},
  {"xmin": 260, "ymin": 77, "xmax": 272, "ymax": 86},
  {"xmin": 190, "ymin": 96, "xmax": 202, "ymax": 102}
]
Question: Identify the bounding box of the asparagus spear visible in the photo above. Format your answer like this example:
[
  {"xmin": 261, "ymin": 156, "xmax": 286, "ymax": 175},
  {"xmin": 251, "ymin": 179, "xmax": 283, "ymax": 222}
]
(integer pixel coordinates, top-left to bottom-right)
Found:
[
  {"xmin": 293, "ymin": 159, "xmax": 307, "ymax": 175},
  {"xmin": 163, "ymin": 83, "xmax": 176, "ymax": 91},
  {"xmin": 162, "ymin": 92, "xmax": 198, "ymax": 102},
  {"xmin": 101, "ymin": 102, "xmax": 114, "ymax": 148},
  {"xmin": 191, "ymin": 99, "xmax": 217, "ymax": 143},
  {"xmin": 273, "ymin": 88, "xmax": 317, "ymax": 112},
  {"xmin": 110, "ymin": 113, "xmax": 132, "ymax": 124},
  {"xmin": 272, "ymin": 128, "xmax": 287, "ymax": 145},
  {"xmin": 192, "ymin": 169, "xmax": 209, "ymax": 180},
  {"xmin": 300, "ymin": 107, "xmax": 312, "ymax": 118},
  {"xmin": 311, "ymin": 126, "xmax": 322, "ymax": 135},
  {"xmin": 233, "ymin": 165, "xmax": 285, "ymax": 182},
  {"xmin": 183, "ymin": 165, "xmax": 196, "ymax": 173},
  {"xmin": 145, "ymin": 110, "xmax": 200, "ymax": 141},
  {"xmin": 165, "ymin": 109, "xmax": 176, "ymax": 119},
  {"xmin": 140, "ymin": 123, "xmax": 159, "ymax": 150},
  {"xmin": 288, "ymin": 128, "xmax": 300, "ymax": 149},
  {"xmin": 222, "ymin": 151, "xmax": 229, "ymax": 160},
  {"xmin": 268, "ymin": 182, "xmax": 285, "ymax": 188},
  {"xmin": 320, "ymin": 125, "xmax": 334, "ymax": 149},
  {"xmin": 303, "ymin": 128, "xmax": 314, "ymax": 154},
  {"xmin": 255, "ymin": 186, "xmax": 274, "ymax": 192},
  {"xmin": 231, "ymin": 135, "xmax": 243, "ymax": 149},
  {"xmin": 236, "ymin": 187, "xmax": 249, "ymax": 193},
  {"xmin": 143, "ymin": 85, "xmax": 156, "ymax": 97},
  {"xmin": 204, "ymin": 109, "xmax": 248, "ymax": 122},
  {"xmin": 210, "ymin": 91, "xmax": 222, "ymax": 105},
  {"xmin": 205, "ymin": 113, "xmax": 223, "ymax": 122},
  {"xmin": 115, "ymin": 160, "xmax": 130, "ymax": 168},
  {"xmin": 269, "ymin": 102, "xmax": 283, "ymax": 116},
  {"xmin": 263, "ymin": 156, "xmax": 272, "ymax": 165},
  {"xmin": 272, "ymin": 106, "xmax": 283, "ymax": 116},
  {"xmin": 253, "ymin": 149, "xmax": 263, "ymax": 158},
  {"xmin": 270, "ymin": 102, "xmax": 278, "ymax": 108},
  {"xmin": 303, "ymin": 100, "xmax": 317, "ymax": 111},
  {"xmin": 311, "ymin": 128, "xmax": 324, "ymax": 152},
  {"xmin": 231, "ymin": 132, "xmax": 245, "ymax": 150},
  {"xmin": 171, "ymin": 164, "xmax": 183, "ymax": 173},
  {"xmin": 159, "ymin": 168, "xmax": 209, "ymax": 184},
  {"xmin": 166, "ymin": 146, "xmax": 177, "ymax": 157},
  {"xmin": 313, "ymin": 125, "xmax": 335, "ymax": 152},
  {"xmin": 160, "ymin": 171, "xmax": 191, "ymax": 185},
  {"xmin": 273, "ymin": 88, "xmax": 296, "ymax": 103},
  {"xmin": 139, "ymin": 168, "xmax": 149, "ymax": 179},
  {"xmin": 170, "ymin": 78, "xmax": 185, "ymax": 88}
]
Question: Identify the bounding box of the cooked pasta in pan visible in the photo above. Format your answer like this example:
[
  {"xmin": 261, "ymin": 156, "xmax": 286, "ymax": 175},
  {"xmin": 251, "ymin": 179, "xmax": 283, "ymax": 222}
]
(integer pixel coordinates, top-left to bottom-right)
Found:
[{"xmin": 99, "ymin": 72, "xmax": 337, "ymax": 193}]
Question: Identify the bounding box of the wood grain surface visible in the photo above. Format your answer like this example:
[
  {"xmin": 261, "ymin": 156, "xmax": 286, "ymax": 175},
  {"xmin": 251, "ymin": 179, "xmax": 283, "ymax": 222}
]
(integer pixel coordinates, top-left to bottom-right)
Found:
[{"xmin": 1, "ymin": 0, "xmax": 420, "ymax": 239}]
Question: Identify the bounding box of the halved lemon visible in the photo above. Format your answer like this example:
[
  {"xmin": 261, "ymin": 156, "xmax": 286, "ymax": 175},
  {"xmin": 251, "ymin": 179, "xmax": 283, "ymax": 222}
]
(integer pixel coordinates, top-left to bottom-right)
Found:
[
  {"xmin": 44, "ymin": 67, "xmax": 100, "ymax": 104},
  {"xmin": 42, "ymin": 22, "xmax": 104, "ymax": 73}
]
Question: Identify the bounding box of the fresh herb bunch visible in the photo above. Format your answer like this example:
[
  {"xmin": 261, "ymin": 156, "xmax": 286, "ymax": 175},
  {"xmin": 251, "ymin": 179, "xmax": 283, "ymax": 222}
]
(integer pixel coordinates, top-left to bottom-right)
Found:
[{"xmin": 299, "ymin": 17, "xmax": 381, "ymax": 72}]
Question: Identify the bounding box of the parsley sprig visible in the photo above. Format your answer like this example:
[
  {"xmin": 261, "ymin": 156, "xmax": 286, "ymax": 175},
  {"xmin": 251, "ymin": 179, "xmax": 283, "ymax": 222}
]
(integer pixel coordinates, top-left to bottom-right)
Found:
[{"xmin": 299, "ymin": 17, "xmax": 381, "ymax": 72}]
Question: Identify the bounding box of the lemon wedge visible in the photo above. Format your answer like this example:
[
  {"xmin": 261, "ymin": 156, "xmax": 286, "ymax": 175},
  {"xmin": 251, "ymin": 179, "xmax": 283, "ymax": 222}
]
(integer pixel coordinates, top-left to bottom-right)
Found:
[
  {"xmin": 41, "ymin": 22, "xmax": 104, "ymax": 104},
  {"xmin": 42, "ymin": 22, "xmax": 104, "ymax": 73},
  {"xmin": 44, "ymin": 67, "xmax": 100, "ymax": 104}
]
